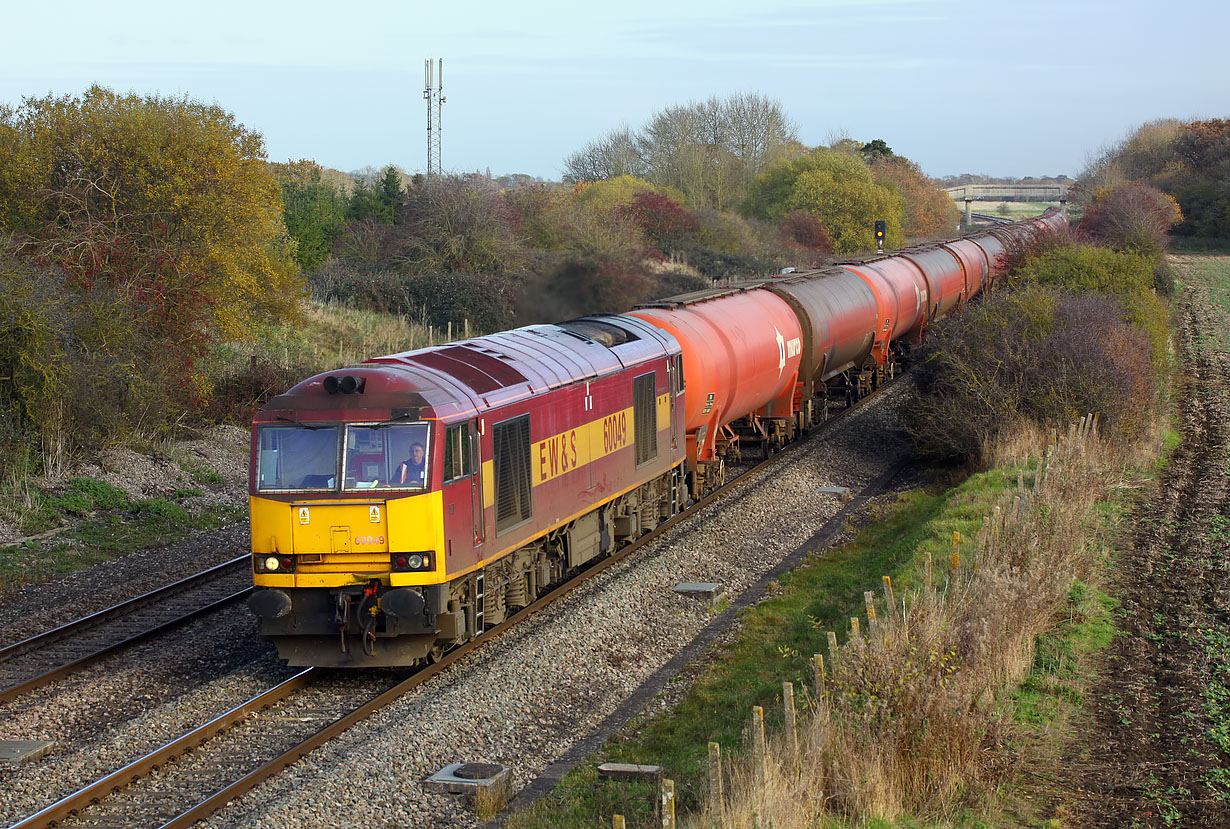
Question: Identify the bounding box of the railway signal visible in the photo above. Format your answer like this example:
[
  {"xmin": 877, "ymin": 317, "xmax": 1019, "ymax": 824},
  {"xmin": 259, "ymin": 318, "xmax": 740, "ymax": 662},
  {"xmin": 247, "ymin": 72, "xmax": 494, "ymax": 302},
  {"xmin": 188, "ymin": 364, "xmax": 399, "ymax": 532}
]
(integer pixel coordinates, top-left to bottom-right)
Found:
[{"xmin": 874, "ymin": 220, "xmax": 886, "ymax": 252}]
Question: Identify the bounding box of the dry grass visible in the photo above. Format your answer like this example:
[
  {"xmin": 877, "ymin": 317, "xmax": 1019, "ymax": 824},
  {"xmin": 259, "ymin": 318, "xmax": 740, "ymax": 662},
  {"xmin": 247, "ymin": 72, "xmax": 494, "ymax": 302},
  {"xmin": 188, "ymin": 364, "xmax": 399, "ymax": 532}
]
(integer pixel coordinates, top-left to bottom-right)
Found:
[{"xmin": 691, "ymin": 416, "xmax": 1129, "ymax": 826}]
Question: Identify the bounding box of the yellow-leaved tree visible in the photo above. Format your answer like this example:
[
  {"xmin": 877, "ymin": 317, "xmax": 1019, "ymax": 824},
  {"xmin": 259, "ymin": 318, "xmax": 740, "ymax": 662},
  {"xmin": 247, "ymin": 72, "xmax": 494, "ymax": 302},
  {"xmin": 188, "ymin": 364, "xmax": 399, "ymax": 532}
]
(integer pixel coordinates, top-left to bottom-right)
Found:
[
  {"xmin": 0, "ymin": 86, "xmax": 300, "ymax": 409},
  {"xmin": 742, "ymin": 148, "xmax": 905, "ymax": 253}
]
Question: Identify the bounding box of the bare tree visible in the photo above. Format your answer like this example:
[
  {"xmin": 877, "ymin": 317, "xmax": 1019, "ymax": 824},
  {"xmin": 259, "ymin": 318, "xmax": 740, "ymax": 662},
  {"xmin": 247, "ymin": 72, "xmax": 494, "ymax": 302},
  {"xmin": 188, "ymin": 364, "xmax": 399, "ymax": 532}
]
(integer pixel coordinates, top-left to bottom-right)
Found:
[
  {"xmin": 563, "ymin": 126, "xmax": 646, "ymax": 182},
  {"xmin": 561, "ymin": 92, "xmax": 799, "ymax": 209},
  {"xmin": 723, "ymin": 92, "xmax": 798, "ymax": 190}
]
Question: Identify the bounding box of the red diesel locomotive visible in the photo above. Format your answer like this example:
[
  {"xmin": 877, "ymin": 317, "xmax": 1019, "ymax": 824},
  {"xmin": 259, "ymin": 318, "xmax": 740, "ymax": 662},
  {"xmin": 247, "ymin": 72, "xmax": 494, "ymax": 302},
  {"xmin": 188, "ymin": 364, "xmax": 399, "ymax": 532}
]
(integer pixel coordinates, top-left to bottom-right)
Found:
[{"xmin": 248, "ymin": 210, "xmax": 1067, "ymax": 667}]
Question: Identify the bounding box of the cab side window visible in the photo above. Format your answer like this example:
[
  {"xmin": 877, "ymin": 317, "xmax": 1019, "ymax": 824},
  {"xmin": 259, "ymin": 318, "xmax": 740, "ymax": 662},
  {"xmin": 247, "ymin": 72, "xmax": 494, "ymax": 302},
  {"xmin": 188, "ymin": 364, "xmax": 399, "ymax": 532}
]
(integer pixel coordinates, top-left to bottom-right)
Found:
[{"xmin": 443, "ymin": 423, "xmax": 474, "ymax": 483}]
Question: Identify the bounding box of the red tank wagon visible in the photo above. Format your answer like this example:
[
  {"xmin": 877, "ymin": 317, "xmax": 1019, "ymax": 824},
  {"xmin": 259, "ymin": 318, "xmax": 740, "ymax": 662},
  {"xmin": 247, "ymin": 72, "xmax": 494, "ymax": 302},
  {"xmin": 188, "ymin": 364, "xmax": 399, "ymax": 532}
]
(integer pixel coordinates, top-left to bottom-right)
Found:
[{"xmin": 626, "ymin": 288, "xmax": 803, "ymax": 491}]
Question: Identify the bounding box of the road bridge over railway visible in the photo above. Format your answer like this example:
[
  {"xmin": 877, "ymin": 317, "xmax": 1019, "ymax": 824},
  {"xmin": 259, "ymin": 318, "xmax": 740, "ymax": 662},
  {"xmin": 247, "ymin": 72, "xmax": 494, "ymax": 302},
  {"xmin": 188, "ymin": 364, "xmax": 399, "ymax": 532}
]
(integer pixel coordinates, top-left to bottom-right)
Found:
[{"xmin": 944, "ymin": 183, "xmax": 1069, "ymax": 226}]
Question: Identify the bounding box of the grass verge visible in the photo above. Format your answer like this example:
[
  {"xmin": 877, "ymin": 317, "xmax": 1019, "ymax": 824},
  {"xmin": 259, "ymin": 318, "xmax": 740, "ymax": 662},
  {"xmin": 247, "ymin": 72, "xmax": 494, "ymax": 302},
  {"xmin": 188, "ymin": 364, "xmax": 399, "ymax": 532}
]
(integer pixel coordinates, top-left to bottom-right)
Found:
[
  {"xmin": 508, "ymin": 422, "xmax": 1160, "ymax": 829},
  {"xmin": 0, "ymin": 476, "xmax": 242, "ymax": 590}
]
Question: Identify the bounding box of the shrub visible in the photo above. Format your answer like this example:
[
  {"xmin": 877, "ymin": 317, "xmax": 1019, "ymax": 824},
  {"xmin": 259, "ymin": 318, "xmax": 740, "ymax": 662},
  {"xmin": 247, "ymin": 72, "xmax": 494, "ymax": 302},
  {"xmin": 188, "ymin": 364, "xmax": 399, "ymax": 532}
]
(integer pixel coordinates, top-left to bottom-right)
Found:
[
  {"xmin": 397, "ymin": 176, "xmax": 526, "ymax": 275},
  {"xmin": 909, "ymin": 286, "xmax": 1157, "ymax": 460},
  {"xmin": 398, "ymin": 272, "xmax": 522, "ymax": 332},
  {"xmin": 573, "ymin": 175, "xmax": 685, "ymax": 215},
  {"xmin": 779, "ymin": 210, "xmax": 833, "ymax": 253},
  {"xmin": 1015, "ymin": 244, "xmax": 1170, "ymax": 367},
  {"xmin": 1078, "ymin": 182, "xmax": 1182, "ymax": 260},
  {"xmin": 617, "ymin": 191, "xmax": 699, "ymax": 250},
  {"xmin": 204, "ymin": 353, "xmax": 318, "ymax": 425},
  {"xmin": 0, "ymin": 85, "xmax": 301, "ymax": 402},
  {"xmin": 0, "ymin": 251, "xmax": 180, "ymax": 449}
]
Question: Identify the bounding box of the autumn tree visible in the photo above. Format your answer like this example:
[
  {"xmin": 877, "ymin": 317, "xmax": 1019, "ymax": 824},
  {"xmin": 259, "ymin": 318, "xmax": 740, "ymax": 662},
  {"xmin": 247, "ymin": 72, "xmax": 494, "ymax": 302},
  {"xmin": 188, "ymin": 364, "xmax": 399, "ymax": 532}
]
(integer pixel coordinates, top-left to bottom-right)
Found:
[
  {"xmin": 0, "ymin": 86, "xmax": 300, "ymax": 411},
  {"xmin": 397, "ymin": 175, "xmax": 525, "ymax": 275},
  {"xmin": 870, "ymin": 156, "xmax": 961, "ymax": 238},
  {"xmin": 1076, "ymin": 118, "xmax": 1230, "ymax": 240},
  {"xmin": 743, "ymin": 148, "xmax": 905, "ymax": 253}
]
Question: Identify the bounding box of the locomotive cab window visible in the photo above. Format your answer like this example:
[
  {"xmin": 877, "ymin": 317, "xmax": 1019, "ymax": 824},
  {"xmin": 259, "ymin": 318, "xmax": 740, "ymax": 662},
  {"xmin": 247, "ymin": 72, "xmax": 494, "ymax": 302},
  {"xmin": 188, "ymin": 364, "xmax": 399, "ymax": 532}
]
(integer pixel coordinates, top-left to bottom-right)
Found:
[
  {"xmin": 343, "ymin": 422, "xmax": 430, "ymax": 491},
  {"xmin": 443, "ymin": 422, "xmax": 476, "ymax": 483},
  {"xmin": 256, "ymin": 424, "xmax": 340, "ymax": 492}
]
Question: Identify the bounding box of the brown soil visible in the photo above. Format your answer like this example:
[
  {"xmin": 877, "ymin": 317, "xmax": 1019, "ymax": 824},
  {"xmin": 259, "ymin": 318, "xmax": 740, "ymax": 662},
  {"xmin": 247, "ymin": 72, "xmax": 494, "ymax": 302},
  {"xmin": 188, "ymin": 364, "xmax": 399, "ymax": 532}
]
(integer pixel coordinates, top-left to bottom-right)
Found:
[{"xmin": 1058, "ymin": 260, "xmax": 1230, "ymax": 827}]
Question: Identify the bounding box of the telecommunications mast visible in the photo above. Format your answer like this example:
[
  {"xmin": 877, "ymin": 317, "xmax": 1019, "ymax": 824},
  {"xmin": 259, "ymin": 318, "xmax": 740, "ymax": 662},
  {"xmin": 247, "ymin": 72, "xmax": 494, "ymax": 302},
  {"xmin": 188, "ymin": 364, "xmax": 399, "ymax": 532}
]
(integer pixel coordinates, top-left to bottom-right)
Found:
[{"xmin": 424, "ymin": 58, "xmax": 445, "ymax": 176}]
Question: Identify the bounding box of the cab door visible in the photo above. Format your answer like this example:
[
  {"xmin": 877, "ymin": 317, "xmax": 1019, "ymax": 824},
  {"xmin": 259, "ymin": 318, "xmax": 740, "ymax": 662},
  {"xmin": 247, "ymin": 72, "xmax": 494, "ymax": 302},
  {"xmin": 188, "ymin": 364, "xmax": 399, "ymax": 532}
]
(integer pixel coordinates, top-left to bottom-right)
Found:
[{"xmin": 442, "ymin": 421, "xmax": 483, "ymax": 573}]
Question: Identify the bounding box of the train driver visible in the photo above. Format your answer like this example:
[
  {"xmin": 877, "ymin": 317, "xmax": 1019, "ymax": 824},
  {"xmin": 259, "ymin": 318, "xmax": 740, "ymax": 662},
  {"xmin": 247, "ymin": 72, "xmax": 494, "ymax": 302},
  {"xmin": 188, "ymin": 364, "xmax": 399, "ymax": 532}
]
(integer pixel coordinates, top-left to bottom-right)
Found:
[{"xmin": 394, "ymin": 442, "xmax": 426, "ymax": 487}]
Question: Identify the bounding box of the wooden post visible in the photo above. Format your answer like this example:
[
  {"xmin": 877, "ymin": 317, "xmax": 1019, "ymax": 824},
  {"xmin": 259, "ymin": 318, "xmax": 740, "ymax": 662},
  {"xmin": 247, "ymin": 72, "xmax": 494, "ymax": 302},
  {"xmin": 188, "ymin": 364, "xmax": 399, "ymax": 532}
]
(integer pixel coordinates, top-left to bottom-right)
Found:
[
  {"xmin": 661, "ymin": 778, "xmax": 676, "ymax": 829},
  {"xmin": 864, "ymin": 590, "xmax": 877, "ymax": 635},
  {"xmin": 783, "ymin": 681, "xmax": 798, "ymax": 759},
  {"xmin": 464, "ymin": 317, "xmax": 471, "ymax": 339},
  {"xmin": 850, "ymin": 617, "xmax": 861, "ymax": 643},
  {"xmin": 751, "ymin": 706, "xmax": 767, "ymax": 779},
  {"xmin": 708, "ymin": 742, "xmax": 723, "ymax": 812},
  {"xmin": 882, "ymin": 576, "xmax": 896, "ymax": 624},
  {"xmin": 812, "ymin": 653, "xmax": 826, "ymax": 703},
  {"xmin": 827, "ymin": 631, "xmax": 839, "ymax": 668},
  {"xmin": 447, "ymin": 320, "xmax": 453, "ymax": 342},
  {"xmin": 614, "ymin": 817, "xmax": 626, "ymax": 829},
  {"xmin": 925, "ymin": 551, "xmax": 933, "ymax": 591}
]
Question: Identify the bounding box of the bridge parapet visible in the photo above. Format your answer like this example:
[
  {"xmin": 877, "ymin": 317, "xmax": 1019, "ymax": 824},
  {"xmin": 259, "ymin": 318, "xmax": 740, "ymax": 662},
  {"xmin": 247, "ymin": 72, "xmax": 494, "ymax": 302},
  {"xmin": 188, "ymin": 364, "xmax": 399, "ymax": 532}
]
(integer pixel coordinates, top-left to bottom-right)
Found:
[{"xmin": 944, "ymin": 183, "xmax": 1069, "ymax": 201}]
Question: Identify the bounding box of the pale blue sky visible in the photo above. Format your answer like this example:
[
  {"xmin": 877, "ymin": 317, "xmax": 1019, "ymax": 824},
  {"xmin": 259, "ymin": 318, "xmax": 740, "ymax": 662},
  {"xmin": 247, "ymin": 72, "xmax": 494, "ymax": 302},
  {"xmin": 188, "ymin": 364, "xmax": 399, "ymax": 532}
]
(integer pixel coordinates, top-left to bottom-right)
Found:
[{"xmin": 3, "ymin": 0, "xmax": 1226, "ymax": 180}]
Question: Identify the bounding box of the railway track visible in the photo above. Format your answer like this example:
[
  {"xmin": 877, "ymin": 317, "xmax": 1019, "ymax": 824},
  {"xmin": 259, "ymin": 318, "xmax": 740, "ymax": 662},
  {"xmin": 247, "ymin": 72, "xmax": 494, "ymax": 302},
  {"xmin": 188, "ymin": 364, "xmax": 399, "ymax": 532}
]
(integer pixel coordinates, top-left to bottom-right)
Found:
[
  {"xmin": 0, "ymin": 556, "xmax": 251, "ymax": 704},
  {"xmin": 7, "ymin": 380, "xmax": 899, "ymax": 829}
]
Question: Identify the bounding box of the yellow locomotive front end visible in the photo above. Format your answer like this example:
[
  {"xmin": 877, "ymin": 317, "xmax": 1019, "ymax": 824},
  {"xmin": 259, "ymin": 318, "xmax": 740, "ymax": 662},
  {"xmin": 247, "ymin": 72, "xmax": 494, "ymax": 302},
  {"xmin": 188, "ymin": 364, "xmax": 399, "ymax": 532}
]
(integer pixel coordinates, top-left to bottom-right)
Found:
[{"xmin": 248, "ymin": 416, "xmax": 455, "ymax": 665}]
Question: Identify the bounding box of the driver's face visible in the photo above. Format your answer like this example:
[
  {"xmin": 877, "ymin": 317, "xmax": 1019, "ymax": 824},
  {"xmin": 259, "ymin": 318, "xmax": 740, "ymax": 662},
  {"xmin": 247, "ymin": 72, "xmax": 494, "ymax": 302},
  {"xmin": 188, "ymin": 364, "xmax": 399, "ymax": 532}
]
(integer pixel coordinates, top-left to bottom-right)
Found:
[{"xmin": 411, "ymin": 445, "xmax": 425, "ymax": 464}]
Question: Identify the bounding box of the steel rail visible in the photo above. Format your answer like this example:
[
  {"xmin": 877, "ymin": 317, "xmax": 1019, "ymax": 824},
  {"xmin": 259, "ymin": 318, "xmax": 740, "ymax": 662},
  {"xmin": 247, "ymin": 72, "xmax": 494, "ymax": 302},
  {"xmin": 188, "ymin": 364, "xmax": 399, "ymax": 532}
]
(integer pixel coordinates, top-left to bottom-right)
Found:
[
  {"xmin": 10, "ymin": 379, "xmax": 901, "ymax": 829},
  {"xmin": 0, "ymin": 556, "xmax": 251, "ymax": 703},
  {"xmin": 7, "ymin": 670, "xmax": 318, "ymax": 829}
]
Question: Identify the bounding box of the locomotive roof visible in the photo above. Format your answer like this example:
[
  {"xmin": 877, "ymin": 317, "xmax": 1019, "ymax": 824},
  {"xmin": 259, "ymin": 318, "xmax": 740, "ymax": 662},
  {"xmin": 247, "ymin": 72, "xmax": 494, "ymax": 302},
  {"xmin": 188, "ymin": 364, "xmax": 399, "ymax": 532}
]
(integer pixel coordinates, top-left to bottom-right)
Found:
[{"xmin": 257, "ymin": 316, "xmax": 678, "ymax": 423}]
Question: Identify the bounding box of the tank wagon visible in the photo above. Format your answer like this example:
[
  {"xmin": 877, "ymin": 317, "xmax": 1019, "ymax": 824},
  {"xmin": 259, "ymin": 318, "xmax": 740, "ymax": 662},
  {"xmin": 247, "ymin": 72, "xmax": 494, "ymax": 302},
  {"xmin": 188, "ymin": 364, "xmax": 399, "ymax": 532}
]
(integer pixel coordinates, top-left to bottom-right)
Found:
[{"xmin": 248, "ymin": 210, "xmax": 1067, "ymax": 667}]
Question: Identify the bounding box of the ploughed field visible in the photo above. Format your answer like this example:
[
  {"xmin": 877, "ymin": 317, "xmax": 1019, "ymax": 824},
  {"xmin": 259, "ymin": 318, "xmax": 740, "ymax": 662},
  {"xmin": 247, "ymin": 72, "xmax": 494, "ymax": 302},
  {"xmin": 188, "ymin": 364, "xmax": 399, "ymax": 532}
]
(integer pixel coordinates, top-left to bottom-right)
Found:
[{"xmin": 1061, "ymin": 254, "xmax": 1230, "ymax": 827}]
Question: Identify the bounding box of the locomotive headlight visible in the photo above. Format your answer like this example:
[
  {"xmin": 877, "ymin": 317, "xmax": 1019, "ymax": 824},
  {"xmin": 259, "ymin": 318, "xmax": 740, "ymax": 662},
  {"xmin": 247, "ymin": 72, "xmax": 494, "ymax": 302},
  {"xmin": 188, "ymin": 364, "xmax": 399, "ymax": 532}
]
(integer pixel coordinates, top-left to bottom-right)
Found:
[
  {"xmin": 264, "ymin": 556, "xmax": 280, "ymax": 571},
  {"xmin": 408, "ymin": 554, "xmax": 424, "ymax": 569}
]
